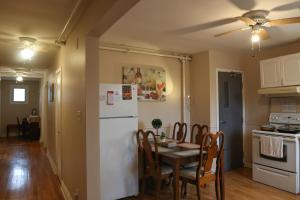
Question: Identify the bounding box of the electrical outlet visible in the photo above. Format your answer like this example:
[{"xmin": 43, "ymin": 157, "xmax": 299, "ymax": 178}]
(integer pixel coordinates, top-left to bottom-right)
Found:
[{"xmin": 76, "ymin": 110, "xmax": 82, "ymax": 121}]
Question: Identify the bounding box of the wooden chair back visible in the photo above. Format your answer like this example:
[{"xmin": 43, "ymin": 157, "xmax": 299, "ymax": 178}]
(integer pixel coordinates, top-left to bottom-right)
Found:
[
  {"xmin": 17, "ymin": 117, "xmax": 21, "ymax": 127},
  {"xmin": 190, "ymin": 124, "xmax": 209, "ymax": 144},
  {"xmin": 197, "ymin": 131, "xmax": 225, "ymax": 177},
  {"xmin": 136, "ymin": 129, "xmax": 160, "ymax": 176},
  {"xmin": 172, "ymin": 122, "xmax": 187, "ymax": 143}
]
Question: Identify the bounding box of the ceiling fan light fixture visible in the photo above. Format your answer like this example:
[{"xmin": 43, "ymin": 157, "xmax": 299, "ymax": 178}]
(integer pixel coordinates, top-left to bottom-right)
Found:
[
  {"xmin": 251, "ymin": 32, "xmax": 260, "ymax": 43},
  {"xmin": 20, "ymin": 47, "xmax": 35, "ymax": 60}
]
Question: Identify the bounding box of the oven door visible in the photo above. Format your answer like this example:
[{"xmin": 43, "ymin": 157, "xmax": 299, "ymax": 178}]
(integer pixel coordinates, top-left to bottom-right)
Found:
[{"xmin": 252, "ymin": 132, "xmax": 298, "ymax": 173}]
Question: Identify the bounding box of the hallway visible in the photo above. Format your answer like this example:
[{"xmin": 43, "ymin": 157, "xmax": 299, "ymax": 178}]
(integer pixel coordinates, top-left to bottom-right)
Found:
[{"xmin": 0, "ymin": 139, "xmax": 63, "ymax": 200}]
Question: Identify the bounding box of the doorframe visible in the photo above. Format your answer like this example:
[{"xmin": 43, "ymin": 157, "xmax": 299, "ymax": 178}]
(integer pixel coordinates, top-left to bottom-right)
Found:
[
  {"xmin": 55, "ymin": 68, "xmax": 62, "ymax": 179},
  {"xmin": 215, "ymin": 68, "xmax": 246, "ymax": 166}
]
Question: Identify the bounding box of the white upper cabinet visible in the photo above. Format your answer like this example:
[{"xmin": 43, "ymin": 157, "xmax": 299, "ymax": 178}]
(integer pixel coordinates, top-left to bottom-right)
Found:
[
  {"xmin": 281, "ymin": 54, "xmax": 300, "ymax": 86},
  {"xmin": 260, "ymin": 53, "xmax": 300, "ymax": 88},
  {"xmin": 260, "ymin": 58, "xmax": 281, "ymax": 88}
]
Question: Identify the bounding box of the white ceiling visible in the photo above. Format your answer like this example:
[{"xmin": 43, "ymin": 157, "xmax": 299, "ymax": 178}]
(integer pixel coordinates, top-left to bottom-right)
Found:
[
  {"xmin": 101, "ymin": 0, "xmax": 300, "ymax": 54},
  {"xmin": 0, "ymin": 0, "xmax": 77, "ymax": 69}
]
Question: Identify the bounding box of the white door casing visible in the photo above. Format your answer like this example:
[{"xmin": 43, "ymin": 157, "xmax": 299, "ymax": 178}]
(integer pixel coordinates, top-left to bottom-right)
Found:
[{"xmin": 55, "ymin": 69, "xmax": 62, "ymax": 179}]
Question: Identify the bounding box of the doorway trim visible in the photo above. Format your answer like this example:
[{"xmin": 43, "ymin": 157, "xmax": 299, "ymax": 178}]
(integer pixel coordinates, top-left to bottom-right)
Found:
[
  {"xmin": 215, "ymin": 68, "xmax": 246, "ymax": 166},
  {"xmin": 55, "ymin": 68, "xmax": 62, "ymax": 179}
]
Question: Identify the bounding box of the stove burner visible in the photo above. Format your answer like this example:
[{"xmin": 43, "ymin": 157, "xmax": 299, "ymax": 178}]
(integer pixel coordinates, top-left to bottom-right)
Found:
[
  {"xmin": 277, "ymin": 126, "xmax": 300, "ymax": 134},
  {"xmin": 260, "ymin": 124, "xmax": 275, "ymax": 132}
]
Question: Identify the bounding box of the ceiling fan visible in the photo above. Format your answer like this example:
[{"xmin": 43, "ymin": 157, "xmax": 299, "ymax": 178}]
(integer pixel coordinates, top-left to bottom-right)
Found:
[
  {"xmin": 214, "ymin": 9, "xmax": 300, "ymax": 41},
  {"xmin": 171, "ymin": 1, "xmax": 300, "ymax": 50}
]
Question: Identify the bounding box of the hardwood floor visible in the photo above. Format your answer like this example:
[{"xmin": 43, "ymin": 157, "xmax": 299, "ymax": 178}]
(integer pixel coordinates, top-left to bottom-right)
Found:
[
  {"xmin": 130, "ymin": 168, "xmax": 300, "ymax": 200},
  {"xmin": 0, "ymin": 138, "xmax": 63, "ymax": 200},
  {"xmin": 2, "ymin": 138, "xmax": 300, "ymax": 200}
]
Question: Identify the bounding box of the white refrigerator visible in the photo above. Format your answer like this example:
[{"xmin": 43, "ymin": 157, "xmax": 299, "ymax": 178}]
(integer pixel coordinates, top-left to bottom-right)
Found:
[{"xmin": 99, "ymin": 84, "xmax": 138, "ymax": 200}]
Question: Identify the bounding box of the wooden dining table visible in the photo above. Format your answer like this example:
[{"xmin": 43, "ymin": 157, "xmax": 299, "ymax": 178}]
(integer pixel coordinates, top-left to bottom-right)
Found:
[{"xmin": 153, "ymin": 141, "xmax": 225, "ymax": 200}]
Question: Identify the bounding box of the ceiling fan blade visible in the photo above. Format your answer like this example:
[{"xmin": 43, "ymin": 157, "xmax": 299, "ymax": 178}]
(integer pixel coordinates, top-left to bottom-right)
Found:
[
  {"xmin": 237, "ymin": 16, "xmax": 256, "ymax": 26},
  {"xmin": 268, "ymin": 17, "xmax": 300, "ymax": 26},
  {"xmin": 169, "ymin": 18, "xmax": 239, "ymax": 35},
  {"xmin": 214, "ymin": 27, "xmax": 250, "ymax": 37},
  {"xmin": 272, "ymin": 1, "xmax": 300, "ymax": 11},
  {"xmin": 258, "ymin": 29, "xmax": 270, "ymax": 40},
  {"xmin": 228, "ymin": 0, "xmax": 256, "ymax": 10}
]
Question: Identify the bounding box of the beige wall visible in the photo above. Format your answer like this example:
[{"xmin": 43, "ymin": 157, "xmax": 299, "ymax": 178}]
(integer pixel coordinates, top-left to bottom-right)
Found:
[
  {"xmin": 47, "ymin": 65, "xmax": 58, "ymax": 165},
  {"xmin": 1, "ymin": 80, "xmax": 40, "ymax": 137},
  {"xmin": 43, "ymin": 1, "xmax": 140, "ymax": 199},
  {"xmin": 99, "ymin": 49, "xmax": 184, "ymax": 136},
  {"xmin": 190, "ymin": 49, "xmax": 247, "ymax": 163},
  {"xmin": 190, "ymin": 51, "xmax": 210, "ymax": 126},
  {"xmin": 190, "ymin": 50, "xmax": 245, "ymax": 129}
]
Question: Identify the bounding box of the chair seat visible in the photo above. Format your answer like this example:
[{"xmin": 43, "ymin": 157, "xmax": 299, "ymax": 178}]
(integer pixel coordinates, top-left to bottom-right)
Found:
[
  {"xmin": 180, "ymin": 167, "xmax": 216, "ymax": 180},
  {"xmin": 180, "ymin": 167, "xmax": 200, "ymax": 179},
  {"xmin": 161, "ymin": 164, "xmax": 173, "ymax": 175},
  {"xmin": 182, "ymin": 161, "xmax": 198, "ymax": 168}
]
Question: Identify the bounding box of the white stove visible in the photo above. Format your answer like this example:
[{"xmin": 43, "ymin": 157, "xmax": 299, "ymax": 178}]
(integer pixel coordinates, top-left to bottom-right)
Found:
[{"xmin": 252, "ymin": 113, "xmax": 300, "ymax": 194}]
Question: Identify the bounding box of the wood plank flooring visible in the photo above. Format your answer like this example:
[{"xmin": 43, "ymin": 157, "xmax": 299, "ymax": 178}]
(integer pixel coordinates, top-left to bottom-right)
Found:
[
  {"xmin": 0, "ymin": 138, "xmax": 63, "ymax": 200},
  {"xmin": 129, "ymin": 168, "xmax": 300, "ymax": 200},
  {"xmin": 2, "ymin": 138, "xmax": 300, "ymax": 200}
]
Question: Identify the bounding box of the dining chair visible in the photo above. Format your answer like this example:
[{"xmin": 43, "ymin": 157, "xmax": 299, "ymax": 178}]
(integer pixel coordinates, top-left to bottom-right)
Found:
[
  {"xmin": 183, "ymin": 124, "xmax": 210, "ymax": 169},
  {"xmin": 172, "ymin": 122, "xmax": 187, "ymax": 143},
  {"xmin": 16, "ymin": 117, "xmax": 22, "ymax": 137},
  {"xmin": 136, "ymin": 129, "xmax": 173, "ymax": 200},
  {"xmin": 180, "ymin": 131, "xmax": 225, "ymax": 200},
  {"xmin": 190, "ymin": 124, "xmax": 209, "ymax": 144}
]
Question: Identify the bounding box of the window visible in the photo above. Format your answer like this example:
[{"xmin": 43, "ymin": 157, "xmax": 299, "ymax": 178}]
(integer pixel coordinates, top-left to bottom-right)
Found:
[{"xmin": 11, "ymin": 86, "xmax": 28, "ymax": 104}]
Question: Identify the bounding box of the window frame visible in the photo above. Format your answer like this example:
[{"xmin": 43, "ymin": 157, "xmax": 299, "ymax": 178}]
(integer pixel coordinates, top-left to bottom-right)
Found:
[{"xmin": 10, "ymin": 85, "xmax": 28, "ymax": 104}]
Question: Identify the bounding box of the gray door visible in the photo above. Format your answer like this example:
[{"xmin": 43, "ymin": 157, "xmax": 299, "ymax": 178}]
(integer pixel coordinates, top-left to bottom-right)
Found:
[{"xmin": 218, "ymin": 72, "xmax": 243, "ymax": 171}]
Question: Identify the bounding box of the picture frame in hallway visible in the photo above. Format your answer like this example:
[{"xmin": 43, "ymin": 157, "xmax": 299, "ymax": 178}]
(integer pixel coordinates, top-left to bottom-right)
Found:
[
  {"xmin": 122, "ymin": 66, "xmax": 166, "ymax": 101},
  {"xmin": 49, "ymin": 83, "xmax": 54, "ymax": 102}
]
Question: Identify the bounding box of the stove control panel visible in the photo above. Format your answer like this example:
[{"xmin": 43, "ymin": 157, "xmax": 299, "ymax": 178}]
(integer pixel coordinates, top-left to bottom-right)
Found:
[{"xmin": 269, "ymin": 113, "xmax": 300, "ymax": 125}]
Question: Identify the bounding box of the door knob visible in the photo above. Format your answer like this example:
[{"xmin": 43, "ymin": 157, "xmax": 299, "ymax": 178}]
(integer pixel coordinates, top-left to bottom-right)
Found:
[{"xmin": 220, "ymin": 120, "xmax": 226, "ymax": 124}]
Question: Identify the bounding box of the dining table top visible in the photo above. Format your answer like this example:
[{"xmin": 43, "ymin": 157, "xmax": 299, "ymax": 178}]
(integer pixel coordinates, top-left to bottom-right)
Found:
[{"xmin": 151, "ymin": 139, "xmax": 202, "ymax": 159}]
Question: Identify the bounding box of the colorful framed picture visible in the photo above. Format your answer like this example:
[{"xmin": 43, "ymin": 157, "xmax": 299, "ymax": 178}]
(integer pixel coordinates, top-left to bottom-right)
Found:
[{"xmin": 122, "ymin": 66, "xmax": 166, "ymax": 101}]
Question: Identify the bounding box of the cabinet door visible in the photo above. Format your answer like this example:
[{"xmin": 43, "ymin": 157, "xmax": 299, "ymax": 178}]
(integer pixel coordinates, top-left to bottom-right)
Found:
[
  {"xmin": 282, "ymin": 53, "xmax": 300, "ymax": 86},
  {"xmin": 260, "ymin": 58, "xmax": 281, "ymax": 88}
]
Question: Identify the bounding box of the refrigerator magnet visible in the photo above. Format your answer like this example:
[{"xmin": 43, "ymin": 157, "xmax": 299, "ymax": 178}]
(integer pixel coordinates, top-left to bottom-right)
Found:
[
  {"xmin": 122, "ymin": 85, "xmax": 132, "ymax": 100},
  {"xmin": 107, "ymin": 91, "xmax": 114, "ymax": 105}
]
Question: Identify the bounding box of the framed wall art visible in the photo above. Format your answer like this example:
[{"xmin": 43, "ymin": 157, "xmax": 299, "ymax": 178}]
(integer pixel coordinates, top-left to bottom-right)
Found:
[{"xmin": 122, "ymin": 66, "xmax": 166, "ymax": 101}]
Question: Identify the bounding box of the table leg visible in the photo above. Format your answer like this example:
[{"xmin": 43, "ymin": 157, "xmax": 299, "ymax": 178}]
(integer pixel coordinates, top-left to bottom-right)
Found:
[{"xmin": 172, "ymin": 160, "xmax": 180, "ymax": 200}]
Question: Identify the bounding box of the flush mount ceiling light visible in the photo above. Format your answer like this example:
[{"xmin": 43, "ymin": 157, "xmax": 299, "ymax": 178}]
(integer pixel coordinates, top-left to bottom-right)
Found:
[
  {"xmin": 16, "ymin": 74, "xmax": 23, "ymax": 82},
  {"xmin": 20, "ymin": 47, "xmax": 35, "ymax": 60},
  {"xmin": 19, "ymin": 37, "xmax": 37, "ymax": 61}
]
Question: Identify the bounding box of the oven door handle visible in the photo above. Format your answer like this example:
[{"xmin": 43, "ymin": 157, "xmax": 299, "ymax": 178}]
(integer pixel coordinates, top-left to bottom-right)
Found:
[{"xmin": 252, "ymin": 133, "xmax": 297, "ymax": 142}]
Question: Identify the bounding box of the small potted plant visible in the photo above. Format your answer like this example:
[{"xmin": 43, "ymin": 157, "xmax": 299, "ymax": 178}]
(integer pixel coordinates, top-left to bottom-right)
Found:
[
  {"xmin": 160, "ymin": 132, "xmax": 166, "ymax": 142},
  {"xmin": 151, "ymin": 118, "xmax": 162, "ymax": 136}
]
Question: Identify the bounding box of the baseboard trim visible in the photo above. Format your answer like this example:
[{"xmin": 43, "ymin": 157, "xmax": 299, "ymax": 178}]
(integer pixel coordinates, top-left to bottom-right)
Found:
[
  {"xmin": 46, "ymin": 150, "xmax": 57, "ymax": 175},
  {"xmin": 244, "ymin": 162, "xmax": 252, "ymax": 168},
  {"xmin": 60, "ymin": 180, "xmax": 73, "ymax": 200}
]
